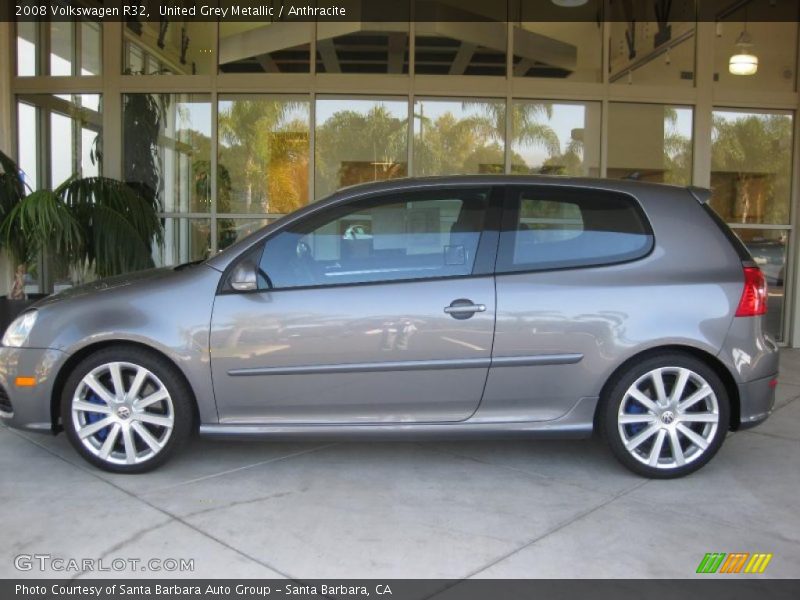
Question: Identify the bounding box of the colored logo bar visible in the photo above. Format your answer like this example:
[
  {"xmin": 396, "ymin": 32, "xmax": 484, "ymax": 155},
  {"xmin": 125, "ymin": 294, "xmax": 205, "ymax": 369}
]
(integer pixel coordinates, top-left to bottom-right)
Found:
[{"xmin": 696, "ymin": 553, "xmax": 773, "ymax": 574}]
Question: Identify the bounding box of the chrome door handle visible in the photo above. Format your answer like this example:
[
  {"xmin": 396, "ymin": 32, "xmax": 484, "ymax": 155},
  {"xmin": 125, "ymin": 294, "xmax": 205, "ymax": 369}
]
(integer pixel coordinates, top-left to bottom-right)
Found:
[
  {"xmin": 444, "ymin": 299, "xmax": 487, "ymax": 320},
  {"xmin": 444, "ymin": 304, "xmax": 486, "ymax": 314}
]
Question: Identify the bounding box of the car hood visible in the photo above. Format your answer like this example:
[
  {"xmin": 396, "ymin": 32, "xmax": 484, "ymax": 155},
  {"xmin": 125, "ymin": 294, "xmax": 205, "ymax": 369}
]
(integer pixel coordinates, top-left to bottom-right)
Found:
[{"xmin": 32, "ymin": 266, "xmax": 185, "ymax": 308}]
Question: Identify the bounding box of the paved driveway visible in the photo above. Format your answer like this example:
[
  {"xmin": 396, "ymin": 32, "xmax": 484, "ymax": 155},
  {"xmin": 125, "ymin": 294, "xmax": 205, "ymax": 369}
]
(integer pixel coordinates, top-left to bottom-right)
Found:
[{"xmin": 2, "ymin": 351, "xmax": 799, "ymax": 579}]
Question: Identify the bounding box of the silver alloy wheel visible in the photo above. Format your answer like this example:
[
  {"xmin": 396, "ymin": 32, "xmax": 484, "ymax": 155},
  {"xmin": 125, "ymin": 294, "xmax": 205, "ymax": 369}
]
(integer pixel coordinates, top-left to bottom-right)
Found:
[
  {"xmin": 617, "ymin": 366, "xmax": 719, "ymax": 469},
  {"xmin": 71, "ymin": 361, "xmax": 174, "ymax": 465}
]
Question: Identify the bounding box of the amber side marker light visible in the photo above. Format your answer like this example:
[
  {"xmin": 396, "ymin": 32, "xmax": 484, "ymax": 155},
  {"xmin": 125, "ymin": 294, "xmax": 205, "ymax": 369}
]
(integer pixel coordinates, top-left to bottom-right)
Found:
[{"xmin": 14, "ymin": 377, "xmax": 36, "ymax": 387}]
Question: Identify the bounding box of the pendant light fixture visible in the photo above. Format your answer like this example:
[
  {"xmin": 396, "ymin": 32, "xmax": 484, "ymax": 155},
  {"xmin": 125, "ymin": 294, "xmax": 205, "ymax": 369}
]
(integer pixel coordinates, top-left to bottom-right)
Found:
[
  {"xmin": 551, "ymin": 0, "xmax": 589, "ymax": 6},
  {"xmin": 729, "ymin": 10, "xmax": 758, "ymax": 76}
]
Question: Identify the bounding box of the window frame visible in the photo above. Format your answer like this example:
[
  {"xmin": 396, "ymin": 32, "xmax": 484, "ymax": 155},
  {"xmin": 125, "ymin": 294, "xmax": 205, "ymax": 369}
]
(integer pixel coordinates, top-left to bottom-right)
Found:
[
  {"xmin": 496, "ymin": 185, "xmax": 655, "ymax": 275},
  {"xmin": 219, "ymin": 185, "xmax": 503, "ymax": 294}
]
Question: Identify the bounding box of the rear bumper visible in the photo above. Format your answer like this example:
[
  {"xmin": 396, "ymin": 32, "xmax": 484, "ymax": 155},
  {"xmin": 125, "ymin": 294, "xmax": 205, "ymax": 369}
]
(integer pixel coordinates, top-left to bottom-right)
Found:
[
  {"xmin": 736, "ymin": 373, "xmax": 777, "ymax": 429},
  {"xmin": 717, "ymin": 316, "xmax": 780, "ymax": 429},
  {"xmin": 0, "ymin": 346, "xmax": 67, "ymax": 433}
]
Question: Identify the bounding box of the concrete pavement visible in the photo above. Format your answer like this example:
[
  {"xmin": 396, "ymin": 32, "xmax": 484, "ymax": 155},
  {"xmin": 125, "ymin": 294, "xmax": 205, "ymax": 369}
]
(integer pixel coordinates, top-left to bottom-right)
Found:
[{"xmin": 2, "ymin": 351, "xmax": 799, "ymax": 579}]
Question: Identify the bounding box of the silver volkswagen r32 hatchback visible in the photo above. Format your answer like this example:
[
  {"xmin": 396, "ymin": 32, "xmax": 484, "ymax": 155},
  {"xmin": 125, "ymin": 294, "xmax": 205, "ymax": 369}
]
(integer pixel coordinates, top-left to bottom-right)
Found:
[{"xmin": 0, "ymin": 176, "xmax": 779, "ymax": 477}]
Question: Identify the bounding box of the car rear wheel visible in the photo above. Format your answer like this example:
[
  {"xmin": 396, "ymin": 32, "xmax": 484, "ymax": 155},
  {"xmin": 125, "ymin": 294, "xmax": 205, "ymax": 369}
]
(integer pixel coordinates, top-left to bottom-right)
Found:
[
  {"xmin": 601, "ymin": 353, "xmax": 730, "ymax": 478},
  {"xmin": 61, "ymin": 346, "xmax": 193, "ymax": 473}
]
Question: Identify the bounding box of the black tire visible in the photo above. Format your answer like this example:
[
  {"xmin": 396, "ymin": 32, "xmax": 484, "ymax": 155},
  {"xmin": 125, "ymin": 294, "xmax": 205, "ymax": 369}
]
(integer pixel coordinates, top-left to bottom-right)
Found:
[
  {"xmin": 600, "ymin": 352, "xmax": 730, "ymax": 479},
  {"xmin": 61, "ymin": 345, "xmax": 194, "ymax": 473}
]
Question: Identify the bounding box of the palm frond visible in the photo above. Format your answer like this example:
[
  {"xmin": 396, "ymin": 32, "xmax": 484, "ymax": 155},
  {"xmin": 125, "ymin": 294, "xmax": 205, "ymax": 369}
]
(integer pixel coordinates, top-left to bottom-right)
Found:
[
  {"xmin": 86, "ymin": 203, "xmax": 157, "ymax": 277},
  {"xmin": 59, "ymin": 177, "xmax": 163, "ymax": 277},
  {"xmin": 0, "ymin": 150, "xmax": 29, "ymax": 263},
  {"xmin": 1, "ymin": 188, "xmax": 83, "ymax": 261},
  {"xmin": 0, "ymin": 150, "xmax": 26, "ymax": 214}
]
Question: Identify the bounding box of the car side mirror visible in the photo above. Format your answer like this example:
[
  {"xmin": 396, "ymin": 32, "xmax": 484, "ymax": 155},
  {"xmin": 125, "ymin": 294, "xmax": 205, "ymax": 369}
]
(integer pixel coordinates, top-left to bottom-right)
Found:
[{"xmin": 230, "ymin": 259, "xmax": 258, "ymax": 291}]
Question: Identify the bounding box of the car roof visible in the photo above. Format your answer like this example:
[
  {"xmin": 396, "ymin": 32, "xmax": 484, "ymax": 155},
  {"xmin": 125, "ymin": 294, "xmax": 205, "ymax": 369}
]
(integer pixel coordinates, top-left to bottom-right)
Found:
[{"xmin": 323, "ymin": 174, "xmax": 700, "ymax": 201}]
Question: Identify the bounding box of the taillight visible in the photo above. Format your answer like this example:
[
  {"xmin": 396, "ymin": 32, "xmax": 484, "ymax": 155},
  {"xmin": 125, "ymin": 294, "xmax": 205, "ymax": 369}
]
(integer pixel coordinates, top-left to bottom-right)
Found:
[{"xmin": 735, "ymin": 266, "xmax": 767, "ymax": 317}]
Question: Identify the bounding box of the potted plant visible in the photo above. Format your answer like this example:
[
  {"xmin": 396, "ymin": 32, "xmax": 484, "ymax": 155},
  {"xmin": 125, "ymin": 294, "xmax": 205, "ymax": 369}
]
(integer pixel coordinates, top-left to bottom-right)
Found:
[
  {"xmin": 0, "ymin": 150, "xmax": 39, "ymax": 331},
  {"xmin": 0, "ymin": 149, "xmax": 163, "ymax": 332}
]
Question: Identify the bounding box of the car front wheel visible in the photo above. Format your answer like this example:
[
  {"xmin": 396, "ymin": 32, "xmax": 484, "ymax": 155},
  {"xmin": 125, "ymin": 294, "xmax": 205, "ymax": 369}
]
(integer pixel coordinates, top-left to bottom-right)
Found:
[
  {"xmin": 601, "ymin": 353, "xmax": 730, "ymax": 478},
  {"xmin": 61, "ymin": 346, "xmax": 193, "ymax": 473}
]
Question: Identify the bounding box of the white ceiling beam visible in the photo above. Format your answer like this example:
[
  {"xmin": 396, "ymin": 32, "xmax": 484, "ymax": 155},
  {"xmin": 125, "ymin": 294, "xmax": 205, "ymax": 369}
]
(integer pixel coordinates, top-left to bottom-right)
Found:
[
  {"xmin": 316, "ymin": 38, "xmax": 341, "ymax": 73},
  {"xmin": 513, "ymin": 58, "xmax": 533, "ymax": 77},
  {"xmin": 417, "ymin": 21, "xmax": 577, "ymax": 70},
  {"xmin": 387, "ymin": 32, "xmax": 406, "ymax": 74},
  {"xmin": 219, "ymin": 21, "xmax": 315, "ymax": 66},
  {"xmin": 256, "ymin": 53, "xmax": 279, "ymax": 73},
  {"xmin": 449, "ymin": 42, "xmax": 476, "ymax": 75}
]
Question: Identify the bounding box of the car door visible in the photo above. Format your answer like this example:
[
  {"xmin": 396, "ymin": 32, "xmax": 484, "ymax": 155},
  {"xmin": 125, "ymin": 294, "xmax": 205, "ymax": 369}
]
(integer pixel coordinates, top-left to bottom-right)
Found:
[
  {"xmin": 210, "ymin": 186, "xmax": 501, "ymax": 424},
  {"xmin": 479, "ymin": 184, "xmax": 655, "ymax": 422}
]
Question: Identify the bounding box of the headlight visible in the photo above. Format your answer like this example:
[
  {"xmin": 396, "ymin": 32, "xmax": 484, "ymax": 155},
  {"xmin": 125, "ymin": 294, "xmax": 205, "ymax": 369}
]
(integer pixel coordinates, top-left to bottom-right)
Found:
[{"xmin": 2, "ymin": 311, "xmax": 38, "ymax": 347}]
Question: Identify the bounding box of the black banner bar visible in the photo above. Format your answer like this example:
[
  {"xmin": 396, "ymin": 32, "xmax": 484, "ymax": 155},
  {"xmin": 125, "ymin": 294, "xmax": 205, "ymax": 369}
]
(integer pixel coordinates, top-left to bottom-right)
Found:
[
  {"xmin": 4, "ymin": 0, "xmax": 800, "ymax": 23},
  {"xmin": 3, "ymin": 580, "xmax": 800, "ymax": 600}
]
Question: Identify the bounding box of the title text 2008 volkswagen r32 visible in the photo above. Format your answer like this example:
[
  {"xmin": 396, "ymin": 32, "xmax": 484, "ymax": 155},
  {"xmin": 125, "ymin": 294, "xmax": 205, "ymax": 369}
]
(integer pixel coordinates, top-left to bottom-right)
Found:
[{"xmin": 0, "ymin": 176, "xmax": 778, "ymax": 477}]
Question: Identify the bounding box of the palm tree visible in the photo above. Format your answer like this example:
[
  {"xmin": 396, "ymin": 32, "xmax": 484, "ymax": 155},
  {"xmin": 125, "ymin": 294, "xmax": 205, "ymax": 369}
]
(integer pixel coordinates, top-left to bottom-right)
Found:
[
  {"xmin": 509, "ymin": 102, "xmax": 561, "ymax": 159},
  {"xmin": 218, "ymin": 99, "xmax": 304, "ymax": 212},
  {"xmin": 0, "ymin": 152, "xmax": 28, "ymax": 285},
  {"xmin": 465, "ymin": 100, "xmax": 561, "ymax": 159},
  {"xmin": 414, "ymin": 111, "xmax": 499, "ymax": 176},
  {"xmin": 711, "ymin": 113, "xmax": 792, "ymax": 224},
  {"xmin": 0, "ymin": 150, "xmax": 163, "ymax": 298},
  {"xmin": 661, "ymin": 107, "xmax": 692, "ymax": 185},
  {"xmin": 123, "ymin": 92, "xmax": 169, "ymax": 210},
  {"xmin": 315, "ymin": 105, "xmax": 408, "ymax": 197}
]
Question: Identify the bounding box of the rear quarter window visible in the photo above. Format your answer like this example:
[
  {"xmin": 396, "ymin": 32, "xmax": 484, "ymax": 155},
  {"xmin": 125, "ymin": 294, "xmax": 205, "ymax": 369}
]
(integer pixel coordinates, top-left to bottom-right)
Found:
[{"xmin": 497, "ymin": 187, "xmax": 654, "ymax": 272}]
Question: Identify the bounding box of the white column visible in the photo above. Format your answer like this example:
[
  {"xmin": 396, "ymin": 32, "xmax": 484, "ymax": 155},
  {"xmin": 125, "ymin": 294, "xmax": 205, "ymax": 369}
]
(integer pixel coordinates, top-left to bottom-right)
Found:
[
  {"xmin": 692, "ymin": 22, "xmax": 714, "ymax": 188},
  {"xmin": 101, "ymin": 22, "xmax": 121, "ymax": 180},
  {"xmin": 787, "ymin": 26, "xmax": 800, "ymax": 347},
  {"xmin": 0, "ymin": 22, "xmax": 12, "ymax": 156},
  {"xmin": 0, "ymin": 22, "xmax": 14, "ymax": 294}
]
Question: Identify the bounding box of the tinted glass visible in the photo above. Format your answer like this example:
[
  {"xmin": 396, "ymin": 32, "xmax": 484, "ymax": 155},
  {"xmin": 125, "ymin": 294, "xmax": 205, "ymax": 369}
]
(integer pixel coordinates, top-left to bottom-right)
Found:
[
  {"xmin": 734, "ymin": 228, "xmax": 788, "ymax": 341},
  {"xmin": 607, "ymin": 103, "xmax": 693, "ymax": 185},
  {"xmin": 315, "ymin": 97, "xmax": 408, "ymax": 199},
  {"xmin": 257, "ymin": 189, "xmax": 489, "ymax": 289},
  {"xmin": 511, "ymin": 101, "xmax": 601, "ymax": 177},
  {"xmin": 498, "ymin": 187, "xmax": 653, "ymax": 272},
  {"xmin": 413, "ymin": 98, "xmax": 505, "ymax": 176},
  {"xmin": 122, "ymin": 93, "xmax": 211, "ymax": 213},
  {"xmin": 710, "ymin": 109, "xmax": 793, "ymax": 226},
  {"xmin": 218, "ymin": 95, "xmax": 311, "ymax": 215}
]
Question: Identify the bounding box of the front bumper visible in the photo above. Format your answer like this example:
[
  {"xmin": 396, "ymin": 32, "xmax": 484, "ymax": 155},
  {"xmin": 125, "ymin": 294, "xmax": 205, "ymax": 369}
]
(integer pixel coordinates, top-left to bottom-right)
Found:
[
  {"xmin": 0, "ymin": 346, "xmax": 68, "ymax": 433},
  {"xmin": 736, "ymin": 373, "xmax": 778, "ymax": 429}
]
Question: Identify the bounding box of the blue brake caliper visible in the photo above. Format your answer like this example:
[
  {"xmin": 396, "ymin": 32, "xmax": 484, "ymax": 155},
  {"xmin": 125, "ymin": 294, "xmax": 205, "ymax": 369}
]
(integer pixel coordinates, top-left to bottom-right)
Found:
[
  {"xmin": 84, "ymin": 392, "xmax": 109, "ymax": 441},
  {"xmin": 625, "ymin": 401, "xmax": 647, "ymax": 436}
]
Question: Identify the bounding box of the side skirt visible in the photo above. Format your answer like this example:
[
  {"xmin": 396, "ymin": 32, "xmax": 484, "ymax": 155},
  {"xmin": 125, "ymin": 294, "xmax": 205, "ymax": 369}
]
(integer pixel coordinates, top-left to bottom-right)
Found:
[{"xmin": 199, "ymin": 397, "xmax": 598, "ymax": 441}]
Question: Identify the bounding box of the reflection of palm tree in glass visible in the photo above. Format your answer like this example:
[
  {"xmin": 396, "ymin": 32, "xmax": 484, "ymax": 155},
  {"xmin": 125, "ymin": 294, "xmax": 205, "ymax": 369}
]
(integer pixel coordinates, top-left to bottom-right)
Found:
[
  {"xmin": 414, "ymin": 110, "xmax": 498, "ymax": 175},
  {"xmin": 218, "ymin": 100, "xmax": 308, "ymax": 213},
  {"xmin": 542, "ymin": 136, "xmax": 584, "ymax": 176},
  {"xmin": 412, "ymin": 101, "xmax": 557, "ymax": 176},
  {"xmin": 663, "ymin": 107, "xmax": 691, "ymax": 186},
  {"xmin": 465, "ymin": 102, "xmax": 564, "ymax": 173},
  {"xmin": 508, "ymin": 102, "xmax": 560, "ymax": 160},
  {"xmin": 711, "ymin": 113, "xmax": 792, "ymax": 225},
  {"xmin": 518, "ymin": 103, "xmax": 589, "ymax": 176},
  {"xmin": 469, "ymin": 101, "xmax": 562, "ymax": 175},
  {"xmin": 467, "ymin": 101, "xmax": 559, "ymax": 153},
  {"xmin": 315, "ymin": 105, "xmax": 408, "ymax": 198}
]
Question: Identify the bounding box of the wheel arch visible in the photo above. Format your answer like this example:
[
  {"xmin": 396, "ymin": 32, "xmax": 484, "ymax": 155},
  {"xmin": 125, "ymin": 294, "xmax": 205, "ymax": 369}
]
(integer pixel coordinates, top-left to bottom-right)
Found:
[
  {"xmin": 50, "ymin": 340, "xmax": 200, "ymax": 433},
  {"xmin": 594, "ymin": 344, "xmax": 741, "ymax": 432}
]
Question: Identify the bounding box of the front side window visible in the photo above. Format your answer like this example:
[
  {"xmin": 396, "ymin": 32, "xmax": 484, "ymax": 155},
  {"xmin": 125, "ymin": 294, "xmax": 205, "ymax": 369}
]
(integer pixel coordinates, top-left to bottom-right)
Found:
[
  {"xmin": 497, "ymin": 187, "xmax": 653, "ymax": 272},
  {"xmin": 256, "ymin": 188, "xmax": 490, "ymax": 289}
]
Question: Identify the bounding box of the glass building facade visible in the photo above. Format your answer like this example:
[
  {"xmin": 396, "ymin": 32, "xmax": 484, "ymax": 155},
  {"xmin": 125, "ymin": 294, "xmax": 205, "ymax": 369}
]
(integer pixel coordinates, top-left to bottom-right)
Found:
[{"xmin": 5, "ymin": 1, "xmax": 800, "ymax": 343}]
